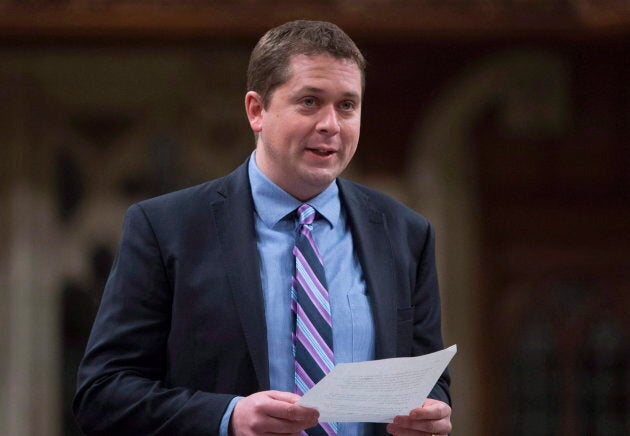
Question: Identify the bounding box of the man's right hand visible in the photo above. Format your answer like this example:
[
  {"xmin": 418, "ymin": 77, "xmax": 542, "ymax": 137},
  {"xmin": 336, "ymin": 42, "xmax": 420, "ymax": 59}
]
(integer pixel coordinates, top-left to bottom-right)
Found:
[{"xmin": 230, "ymin": 390, "xmax": 319, "ymax": 435}]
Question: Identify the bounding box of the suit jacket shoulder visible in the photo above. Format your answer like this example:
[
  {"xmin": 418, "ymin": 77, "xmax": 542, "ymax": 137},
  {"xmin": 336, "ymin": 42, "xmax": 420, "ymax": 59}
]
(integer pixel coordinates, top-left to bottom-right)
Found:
[
  {"xmin": 136, "ymin": 160, "xmax": 251, "ymax": 220},
  {"xmin": 338, "ymin": 177, "xmax": 432, "ymax": 249}
]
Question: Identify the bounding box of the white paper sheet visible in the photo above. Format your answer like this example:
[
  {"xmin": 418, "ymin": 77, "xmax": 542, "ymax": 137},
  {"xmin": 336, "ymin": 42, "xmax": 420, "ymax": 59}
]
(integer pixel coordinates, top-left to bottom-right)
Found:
[{"xmin": 297, "ymin": 344, "xmax": 456, "ymax": 423}]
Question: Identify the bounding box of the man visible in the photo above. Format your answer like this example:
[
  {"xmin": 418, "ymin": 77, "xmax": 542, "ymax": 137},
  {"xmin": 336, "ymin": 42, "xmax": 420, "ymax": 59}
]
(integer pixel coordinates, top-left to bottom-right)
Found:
[{"xmin": 74, "ymin": 20, "xmax": 452, "ymax": 435}]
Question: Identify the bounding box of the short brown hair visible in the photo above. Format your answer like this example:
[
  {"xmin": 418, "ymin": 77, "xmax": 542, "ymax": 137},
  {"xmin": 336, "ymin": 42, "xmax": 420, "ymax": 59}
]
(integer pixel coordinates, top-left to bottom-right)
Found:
[{"xmin": 247, "ymin": 20, "xmax": 366, "ymax": 108}]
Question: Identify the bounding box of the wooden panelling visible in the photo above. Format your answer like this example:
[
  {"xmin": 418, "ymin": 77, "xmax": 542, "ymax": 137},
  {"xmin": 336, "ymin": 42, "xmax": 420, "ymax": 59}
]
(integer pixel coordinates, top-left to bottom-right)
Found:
[{"xmin": 0, "ymin": 1, "xmax": 629, "ymax": 41}]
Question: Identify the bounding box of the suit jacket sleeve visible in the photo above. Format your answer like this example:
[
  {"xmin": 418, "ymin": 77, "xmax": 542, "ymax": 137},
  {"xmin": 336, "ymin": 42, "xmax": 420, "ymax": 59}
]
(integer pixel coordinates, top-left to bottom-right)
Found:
[
  {"xmin": 414, "ymin": 223, "xmax": 451, "ymax": 405},
  {"xmin": 73, "ymin": 203, "xmax": 234, "ymax": 435}
]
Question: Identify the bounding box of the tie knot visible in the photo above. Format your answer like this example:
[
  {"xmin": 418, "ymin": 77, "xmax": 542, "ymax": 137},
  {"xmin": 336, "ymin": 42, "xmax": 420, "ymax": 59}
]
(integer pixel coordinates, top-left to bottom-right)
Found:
[{"xmin": 297, "ymin": 204, "xmax": 316, "ymax": 226}]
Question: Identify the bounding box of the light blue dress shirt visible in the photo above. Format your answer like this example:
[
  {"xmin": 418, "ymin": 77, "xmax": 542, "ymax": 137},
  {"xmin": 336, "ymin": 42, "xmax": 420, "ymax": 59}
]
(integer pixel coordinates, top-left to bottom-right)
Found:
[{"xmin": 220, "ymin": 153, "xmax": 375, "ymax": 435}]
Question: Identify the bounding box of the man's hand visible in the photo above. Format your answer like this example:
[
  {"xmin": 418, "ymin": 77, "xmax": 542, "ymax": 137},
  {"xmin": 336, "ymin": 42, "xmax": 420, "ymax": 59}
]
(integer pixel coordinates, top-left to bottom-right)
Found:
[
  {"xmin": 230, "ymin": 390, "xmax": 319, "ymax": 435},
  {"xmin": 386, "ymin": 398, "xmax": 452, "ymax": 436}
]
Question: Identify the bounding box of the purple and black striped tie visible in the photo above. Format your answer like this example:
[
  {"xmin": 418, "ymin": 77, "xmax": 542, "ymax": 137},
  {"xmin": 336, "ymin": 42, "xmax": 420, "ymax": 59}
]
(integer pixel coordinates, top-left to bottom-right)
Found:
[{"xmin": 292, "ymin": 204, "xmax": 338, "ymax": 436}]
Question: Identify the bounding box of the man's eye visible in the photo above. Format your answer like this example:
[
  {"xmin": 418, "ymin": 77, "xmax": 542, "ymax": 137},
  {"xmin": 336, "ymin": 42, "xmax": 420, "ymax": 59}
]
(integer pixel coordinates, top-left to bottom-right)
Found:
[
  {"xmin": 302, "ymin": 98, "xmax": 316, "ymax": 107},
  {"xmin": 340, "ymin": 101, "xmax": 355, "ymax": 111}
]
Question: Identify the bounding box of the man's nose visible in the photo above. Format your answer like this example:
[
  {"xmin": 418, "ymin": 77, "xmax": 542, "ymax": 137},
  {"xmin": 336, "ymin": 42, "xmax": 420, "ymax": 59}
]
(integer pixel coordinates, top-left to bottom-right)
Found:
[{"xmin": 316, "ymin": 105, "xmax": 341, "ymax": 135}]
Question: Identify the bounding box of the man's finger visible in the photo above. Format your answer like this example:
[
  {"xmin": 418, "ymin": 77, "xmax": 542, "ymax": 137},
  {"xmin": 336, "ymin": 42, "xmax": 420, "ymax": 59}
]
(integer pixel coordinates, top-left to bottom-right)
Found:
[
  {"xmin": 263, "ymin": 392, "xmax": 319, "ymax": 423},
  {"xmin": 391, "ymin": 415, "xmax": 440, "ymax": 432},
  {"xmin": 267, "ymin": 390, "xmax": 302, "ymax": 404},
  {"xmin": 387, "ymin": 421, "xmax": 444, "ymax": 435},
  {"xmin": 409, "ymin": 399, "xmax": 451, "ymax": 420}
]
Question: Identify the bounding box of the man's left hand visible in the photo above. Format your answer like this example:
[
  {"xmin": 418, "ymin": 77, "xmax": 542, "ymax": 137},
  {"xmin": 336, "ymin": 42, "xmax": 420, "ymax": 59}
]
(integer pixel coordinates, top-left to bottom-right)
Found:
[{"xmin": 386, "ymin": 398, "xmax": 452, "ymax": 435}]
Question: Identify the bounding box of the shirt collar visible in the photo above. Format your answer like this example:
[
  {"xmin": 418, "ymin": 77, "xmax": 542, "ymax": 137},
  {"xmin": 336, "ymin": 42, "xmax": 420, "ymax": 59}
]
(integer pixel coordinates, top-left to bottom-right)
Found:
[{"xmin": 248, "ymin": 151, "xmax": 341, "ymax": 229}]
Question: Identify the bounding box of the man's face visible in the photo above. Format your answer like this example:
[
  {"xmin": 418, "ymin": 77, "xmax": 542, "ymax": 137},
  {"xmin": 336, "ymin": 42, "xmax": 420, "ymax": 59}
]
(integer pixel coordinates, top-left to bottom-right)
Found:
[{"xmin": 246, "ymin": 54, "xmax": 362, "ymax": 201}]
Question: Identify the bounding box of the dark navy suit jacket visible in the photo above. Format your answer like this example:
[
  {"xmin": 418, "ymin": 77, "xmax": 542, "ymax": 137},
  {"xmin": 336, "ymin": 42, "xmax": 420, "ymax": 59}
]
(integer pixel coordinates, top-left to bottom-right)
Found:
[{"xmin": 74, "ymin": 160, "xmax": 450, "ymax": 435}]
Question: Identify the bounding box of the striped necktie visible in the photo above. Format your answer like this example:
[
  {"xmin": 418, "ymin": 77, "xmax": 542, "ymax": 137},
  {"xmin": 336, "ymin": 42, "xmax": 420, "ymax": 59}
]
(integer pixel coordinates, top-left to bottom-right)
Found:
[{"xmin": 292, "ymin": 204, "xmax": 337, "ymax": 436}]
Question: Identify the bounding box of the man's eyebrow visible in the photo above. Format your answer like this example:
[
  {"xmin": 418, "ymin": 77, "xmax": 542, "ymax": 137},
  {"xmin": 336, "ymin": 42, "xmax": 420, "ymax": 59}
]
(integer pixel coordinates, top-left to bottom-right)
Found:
[
  {"xmin": 294, "ymin": 86, "xmax": 360, "ymax": 99},
  {"xmin": 296, "ymin": 86, "xmax": 324, "ymax": 94}
]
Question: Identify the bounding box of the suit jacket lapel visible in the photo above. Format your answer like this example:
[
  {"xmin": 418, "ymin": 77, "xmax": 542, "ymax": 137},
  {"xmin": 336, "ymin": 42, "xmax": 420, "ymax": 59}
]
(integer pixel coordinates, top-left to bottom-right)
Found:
[
  {"xmin": 210, "ymin": 162, "xmax": 270, "ymax": 390},
  {"xmin": 338, "ymin": 179, "xmax": 397, "ymax": 360}
]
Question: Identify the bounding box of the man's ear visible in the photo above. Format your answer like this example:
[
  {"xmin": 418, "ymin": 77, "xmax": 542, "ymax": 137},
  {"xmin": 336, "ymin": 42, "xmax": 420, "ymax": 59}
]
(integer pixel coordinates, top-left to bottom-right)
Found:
[{"xmin": 245, "ymin": 91, "xmax": 264, "ymax": 133}]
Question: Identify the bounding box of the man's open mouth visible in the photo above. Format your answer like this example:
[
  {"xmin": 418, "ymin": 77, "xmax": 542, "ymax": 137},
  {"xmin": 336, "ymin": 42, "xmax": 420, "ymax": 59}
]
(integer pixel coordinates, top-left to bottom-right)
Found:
[{"xmin": 308, "ymin": 148, "xmax": 335, "ymax": 156}]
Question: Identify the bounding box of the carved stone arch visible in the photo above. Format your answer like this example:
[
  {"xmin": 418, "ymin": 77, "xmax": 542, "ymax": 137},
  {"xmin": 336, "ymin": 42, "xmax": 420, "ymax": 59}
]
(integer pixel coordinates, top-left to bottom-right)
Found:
[{"xmin": 407, "ymin": 50, "xmax": 570, "ymax": 435}]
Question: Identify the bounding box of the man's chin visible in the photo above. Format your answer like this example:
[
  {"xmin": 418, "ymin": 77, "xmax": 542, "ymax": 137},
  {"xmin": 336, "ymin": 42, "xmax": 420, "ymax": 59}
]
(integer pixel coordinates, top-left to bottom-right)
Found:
[
  {"xmin": 293, "ymin": 172, "xmax": 337, "ymax": 199},
  {"xmin": 304, "ymin": 171, "xmax": 338, "ymax": 188}
]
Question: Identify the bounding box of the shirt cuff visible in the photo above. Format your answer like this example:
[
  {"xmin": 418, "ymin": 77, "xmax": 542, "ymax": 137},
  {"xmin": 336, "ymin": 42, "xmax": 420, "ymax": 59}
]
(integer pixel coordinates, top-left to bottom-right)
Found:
[{"xmin": 219, "ymin": 396, "xmax": 243, "ymax": 436}]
